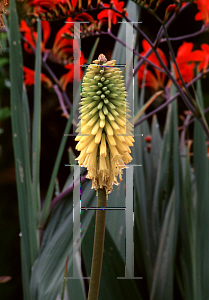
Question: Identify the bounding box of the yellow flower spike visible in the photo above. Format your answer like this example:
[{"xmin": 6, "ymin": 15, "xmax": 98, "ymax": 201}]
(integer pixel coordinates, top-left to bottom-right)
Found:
[
  {"xmin": 100, "ymin": 119, "xmax": 106, "ymax": 128},
  {"xmin": 128, "ymin": 135, "xmax": 135, "ymax": 141},
  {"xmin": 116, "ymin": 126, "xmax": 133, "ymax": 136},
  {"xmin": 113, "ymin": 130, "xmax": 125, "ymax": 142},
  {"xmin": 91, "ymin": 121, "xmax": 100, "ymax": 135},
  {"xmin": 85, "ymin": 145, "xmax": 98, "ymax": 169},
  {"xmin": 107, "ymin": 112, "xmax": 115, "ymax": 121},
  {"xmin": 104, "ymin": 120, "xmax": 113, "ymax": 136},
  {"xmin": 116, "ymin": 106, "xmax": 131, "ymax": 115},
  {"xmin": 87, "ymin": 114, "xmax": 99, "ymax": 127},
  {"xmin": 99, "ymin": 155, "xmax": 108, "ymax": 171},
  {"xmin": 82, "ymin": 153, "xmax": 90, "ymax": 167},
  {"xmin": 84, "ymin": 101, "xmax": 99, "ymax": 110},
  {"xmin": 80, "ymin": 123, "xmax": 92, "ymax": 135},
  {"xmin": 75, "ymin": 54, "xmax": 135, "ymax": 195},
  {"xmin": 89, "ymin": 106, "xmax": 100, "ymax": 116},
  {"xmin": 109, "ymin": 109, "xmax": 119, "ymax": 117},
  {"xmin": 104, "ymin": 60, "xmax": 116, "ymax": 66},
  {"xmin": 76, "ymin": 135, "xmax": 94, "ymax": 151},
  {"xmin": 95, "ymin": 127, "xmax": 103, "ymax": 144},
  {"xmin": 126, "ymin": 122, "xmax": 134, "ymax": 131},
  {"xmin": 115, "ymin": 116, "xmax": 126, "ymax": 127},
  {"xmin": 77, "ymin": 126, "xmax": 92, "ymax": 135},
  {"xmin": 75, "ymin": 149, "xmax": 89, "ymax": 166},
  {"xmin": 122, "ymin": 152, "xmax": 133, "ymax": 164},
  {"xmin": 111, "ymin": 100, "xmax": 125, "ymax": 107},
  {"xmin": 115, "ymin": 135, "xmax": 126, "ymax": 143},
  {"xmin": 124, "ymin": 136, "xmax": 134, "ymax": 146},
  {"xmin": 100, "ymin": 133, "xmax": 107, "ymax": 157},
  {"xmin": 107, "ymin": 142, "xmax": 121, "ymax": 161},
  {"xmin": 102, "ymin": 105, "xmax": 109, "ymax": 115},
  {"xmin": 107, "ymin": 134, "xmax": 116, "ymax": 146},
  {"xmin": 114, "ymin": 136, "xmax": 130, "ymax": 152},
  {"xmin": 82, "ymin": 113, "xmax": 94, "ymax": 122},
  {"xmin": 109, "ymin": 120, "xmax": 120, "ymax": 130},
  {"xmin": 106, "ymin": 102, "xmax": 116, "ymax": 110},
  {"xmin": 76, "ymin": 119, "xmax": 88, "ymax": 128},
  {"xmin": 86, "ymin": 138, "xmax": 98, "ymax": 154},
  {"xmin": 99, "ymin": 110, "xmax": 105, "ymax": 120},
  {"xmin": 75, "ymin": 134, "xmax": 90, "ymax": 143}
]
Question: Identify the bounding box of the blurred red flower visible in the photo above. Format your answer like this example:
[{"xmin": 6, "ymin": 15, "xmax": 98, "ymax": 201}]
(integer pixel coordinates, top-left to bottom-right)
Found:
[
  {"xmin": 195, "ymin": 0, "xmax": 209, "ymax": 26},
  {"xmin": 20, "ymin": 15, "xmax": 88, "ymax": 63},
  {"xmin": 52, "ymin": 13, "xmax": 94, "ymax": 61},
  {"xmin": 59, "ymin": 48, "xmax": 86, "ymax": 91},
  {"xmin": 26, "ymin": 0, "xmax": 77, "ymax": 16},
  {"xmin": 52, "ymin": 17, "xmax": 74, "ymax": 60},
  {"xmin": 138, "ymin": 40, "xmax": 167, "ymax": 91},
  {"xmin": 28, "ymin": 0, "xmax": 59, "ymax": 6},
  {"xmin": 164, "ymin": 4, "xmax": 176, "ymax": 20},
  {"xmin": 174, "ymin": 42, "xmax": 195, "ymax": 85},
  {"xmin": 23, "ymin": 66, "xmax": 53, "ymax": 88},
  {"xmin": 60, "ymin": 0, "xmax": 77, "ymax": 8},
  {"xmin": 97, "ymin": 0, "xmax": 127, "ymax": 25},
  {"xmin": 20, "ymin": 20, "xmax": 50, "ymax": 53},
  {"xmin": 21, "ymin": 13, "xmax": 89, "ymax": 91},
  {"xmin": 192, "ymin": 43, "xmax": 209, "ymax": 72}
]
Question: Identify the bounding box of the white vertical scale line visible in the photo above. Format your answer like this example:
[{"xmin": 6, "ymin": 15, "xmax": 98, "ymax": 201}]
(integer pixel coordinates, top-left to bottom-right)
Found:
[
  {"xmin": 117, "ymin": 20, "xmax": 143, "ymax": 280},
  {"xmin": 73, "ymin": 165, "xmax": 81, "ymax": 279},
  {"xmin": 125, "ymin": 166, "xmax": 134, "ymax": 278},
  {"xmin": 73, "ymin": 23, "xmax": 81, "ymax": 279},
  {"xmin": 117, "ymin": 166, "xmax": 143, "ymax": 280},
  {"xmin": 65, "ymin": 22, "xmax": 90, "ymax": 280},
  {"xmin": 126, "ymin": 22, "xmax": 134, "ymax": 131},
  {"xmin": 64, "ymin": 21, "xmax": 90, "ymax": 137},
  {"xmin": 125, "ymin": 23, "xmax": 134, "ymax": 278},
  {"xmin": 73, "ymin": 22, "xmax": 80, "ymax": 136}
]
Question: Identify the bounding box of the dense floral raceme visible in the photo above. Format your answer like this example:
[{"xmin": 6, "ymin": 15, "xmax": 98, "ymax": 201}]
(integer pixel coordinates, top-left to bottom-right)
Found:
[{"xmin": 75, "ymin": 54, "xmax": 134, "ymax": 196}]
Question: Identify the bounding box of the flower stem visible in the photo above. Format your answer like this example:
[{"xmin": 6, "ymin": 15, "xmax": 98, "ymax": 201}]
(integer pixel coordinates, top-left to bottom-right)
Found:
[{"xmin": 88, "ymin": 188, "xmax": 107, "ymax": 300}]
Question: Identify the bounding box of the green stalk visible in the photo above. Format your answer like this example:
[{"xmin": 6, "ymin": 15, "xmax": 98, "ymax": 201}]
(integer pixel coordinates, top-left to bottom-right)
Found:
[{"xmin": 88, "ymin": 188, "xmax": 107, "ymax": 300}]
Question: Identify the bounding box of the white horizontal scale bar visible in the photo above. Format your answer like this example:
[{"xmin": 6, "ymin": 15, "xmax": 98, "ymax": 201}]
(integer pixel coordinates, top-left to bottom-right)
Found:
[
  {"xmin": 64, "ymin": 277, "xmax": 90, "ymax": 279},
  {"xmin": 118, "ymin": 21, "xmax": 142, "ymax": 23},
  {"xmin": 81, "ymin": 207, "xmax": 126, "ymax": 210},
  {"xmin": 117, "ymin": 165, "xmax": 142, "ymax": 167},
  {"xmin": 81, "ymin": 64, "xmax": 126, "ymax": 67},
  {"xmin": 65, "ymin": 21, "xmax": 90, "ymax": 23},
  {"xmin": 117, "ymin": 277, "xmax": 143, "ymax": 279}
]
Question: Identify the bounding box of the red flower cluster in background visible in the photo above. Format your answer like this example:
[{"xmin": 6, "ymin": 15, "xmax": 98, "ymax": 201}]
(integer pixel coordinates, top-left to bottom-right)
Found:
[
  {"xmin": 174, "ymin": 42, "xmax": 195, "ymax": 85},
  {"xmin": 21, "ymin": 0, "xmax": 209, "ymax": 94},
  {"xmin": 97, "ymin": 0, "xmax": 127, "ymax": 25},
  {"xmin": 20, "ymin": 20, "xmax": 50, "ymax": 53},
  {"xmin": 137, "ymin": 0, "xmax": 209, "ymax": 91},
  {"xmin": 24, "ymin": 0, "xmax": 127, "ymax": 25},
  {"xmin": 137, "ymin": 40, "xmax": 167, "ymax": 91},
  {"xmin": 138, "ymin": 39, "xmax": 209, "ymax": 92},
  {"xmin": 23, "ymin": 66, "xmax": 53, "ymax": 88},
  {"xmin": 21, "ymin": 0, "xmax": 128, "ymax": 90},
  {"xmin": 20, "ymin": 15, "xmax": 87, "ymax": 90},
  {"xmin": 59, "ymin": 48, "xmax": 86, "ymax": 91},
  {"xmin": 193, "ymin": 44, "xmax": 209, "ymax": 72},
  {"xmin": 195, "ymin": 0, "xmax": 209, "ymax": 26}
]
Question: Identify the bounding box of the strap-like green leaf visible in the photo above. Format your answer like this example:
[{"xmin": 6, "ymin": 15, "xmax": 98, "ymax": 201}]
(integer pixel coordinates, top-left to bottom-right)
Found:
[
  {"xmin": 9, "ymin": 0, "xmax": 39, "ymax": 298},
  {"xmin": 193, "ymin": 78, "xmax": 209, "ymax": 299},
  {"xmin": 32, "ymin": 19, "xmax": 42, "ymax": 215}
]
